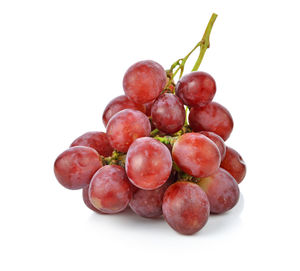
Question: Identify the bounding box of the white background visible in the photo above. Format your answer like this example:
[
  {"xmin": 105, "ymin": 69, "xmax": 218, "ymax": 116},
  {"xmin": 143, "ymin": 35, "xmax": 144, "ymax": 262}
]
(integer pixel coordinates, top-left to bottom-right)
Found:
[{"xmin": 1, "ymin": 0, "xmax": 299, "ymax": 270}]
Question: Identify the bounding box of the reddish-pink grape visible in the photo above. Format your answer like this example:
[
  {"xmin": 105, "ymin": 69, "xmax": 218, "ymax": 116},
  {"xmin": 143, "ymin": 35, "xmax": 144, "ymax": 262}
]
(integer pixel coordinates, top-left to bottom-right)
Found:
[
  {"xmin": 172, "ymin": 133, "xmax": 221, "ymax": 178},
  {"xmin": 89, "ymin": 165, "xmax": 132, "ymax": 214},
  {"xmin": 54, "ymin": 146, "xmax": 102, "ymax": 190},
  {"xmin": 175, "ymin": 71, "xmax": 216, "ymax": 106},
  {"xmin": 189, "ymin": 102, "xmax": 234, "ymax": 141},
  {"xmin": 162, "ymin": 181, "xmax": 210, "ymax": 235},
  {"xmin": 144, "ymin": 101, "xmax": 154, "ymax": 116},
  {"xmin": 197, "ymin": 168, "xmax": 240, "ymax": 214},
  {"xmin": 221, "ymin": 147, "xmax": 246, "ymax": 184},
  {"xmin": 129, "ymin": 176, "xmax": 174, "ymax": 218},
  {"xmin": 199, "ymin": 131, "xmax": 226, "ymax": 160},
  {"xmin": 123, "ymin": 60, "xmax": 167, "ymax": 104},
  {"xmin": 70, "ymin": 131, "xmax": 113, "ymax": 157},
  {"xmin": 106, "ymin": 109, "xmax": 151, "ymax": 153},
  {"xmin": 102, "ymin": 95, "xmax": 146, "ymax": 127},
  {"xmin": 82, "ymin": 186, "xmax": 104, "ymax": 214},
  {"xmin": 151, "ymin": 93, "xmax": 185, "ymax": 134},
  {"xmin": 125, "ymin": 137, "xmax": 172, "ymax": 190}
]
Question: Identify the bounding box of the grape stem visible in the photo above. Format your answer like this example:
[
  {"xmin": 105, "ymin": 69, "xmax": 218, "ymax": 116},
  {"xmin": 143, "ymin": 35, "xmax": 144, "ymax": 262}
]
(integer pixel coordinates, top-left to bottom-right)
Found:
[
  {"xmin": 154, "ymin": 135, "xmax": 178, "ymax": 146},
  {"xmin": 102, "ymin": 151, "xmax": 126, "ymax": 167},
  {"xmin": 165, "ymin": 13, "xmax": 217, "ymax": 88}
]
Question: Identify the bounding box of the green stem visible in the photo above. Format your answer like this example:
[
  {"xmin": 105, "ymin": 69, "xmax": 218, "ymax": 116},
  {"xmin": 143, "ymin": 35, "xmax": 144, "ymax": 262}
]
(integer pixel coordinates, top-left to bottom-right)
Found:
[
  {"xmin": 165, "ymin": 13, "xmax": 217, "ymax": 88},
  {"xmin": 192, "ymin": 13, "xmax": 218, "ymax": 71},
  {"xmin": 154, "ymin": 135, "xmax": 178, "ymax": 146},
  {"xmin": 150, "ymin": 128, "xmax": 160, "ymax": 137}
]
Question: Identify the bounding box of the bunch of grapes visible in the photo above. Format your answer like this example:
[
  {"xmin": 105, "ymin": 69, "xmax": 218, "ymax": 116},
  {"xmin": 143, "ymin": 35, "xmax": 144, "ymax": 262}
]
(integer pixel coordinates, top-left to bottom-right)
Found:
[{"xmin": 54, "ymin": 13, "xmax": 246, "ymax": 235}]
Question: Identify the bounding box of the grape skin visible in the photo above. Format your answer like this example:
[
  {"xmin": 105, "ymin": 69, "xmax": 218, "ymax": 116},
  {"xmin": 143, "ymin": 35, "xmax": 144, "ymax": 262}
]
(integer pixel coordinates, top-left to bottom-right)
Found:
[
  {"xmin": 199, "ymin": 131, "xmax": 226, "ymax": 160},
  {"xmin": 70, "ymin": 131, "xmax": 113, "ymax": 157},
  {"xmin": 172, "ymin": 133, "xmax": 221, "ymax": 178},
  {"xmin": 151, "ymin": 93, "xmax": 186, "ymax": 134},
  {"xmin": 197, "ymin": 168, "xmax": 240, "ymax": 214},
  {"xmin": 129, "ymin": 175, "xmax": 174, "ymax": 218},
  {"xmin": 102, "ymin": 95, "xmax": 145, "ymax": 127},
  {"xmin": 221, "ymin": 146, "xmax": 246, "ymax": 184},
  {"xmin": 175, "ymin": 71, "xmax": 216, "ymax": 107},
  {"xmin": 89, "ymin": 165, "xmax": 132, "ymax": 214},
  {"xmin": 123, "ymin": 60, "xmax": 167, "ymax": 104},
  {"xmin": 54, "ymin": 146, "xmax": 102, "ymax": 190},
  {"xmin": 189, "ymin": 102, "xmax": 234, "ymax": 141},
  {"xmin": 82, "ymin": 186, "xmax": 104, "ymax": 214},
  {"xmin": 162, "ymin": 181, "xmax": 210, "ymax": 235},
  {"xmin": 125, "ymin": 137, "xmax": 172, "ymax": 190},
  {"xmin": 106, "ymin": 109, "xmax": 151, "ymax": 153}
]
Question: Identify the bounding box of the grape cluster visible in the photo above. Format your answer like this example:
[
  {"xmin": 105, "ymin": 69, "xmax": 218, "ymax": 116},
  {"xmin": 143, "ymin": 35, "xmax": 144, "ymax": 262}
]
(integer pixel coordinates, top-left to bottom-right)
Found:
[{"xmin": 54, "ymin": 14, "xmax": 247, "ymax": 235}]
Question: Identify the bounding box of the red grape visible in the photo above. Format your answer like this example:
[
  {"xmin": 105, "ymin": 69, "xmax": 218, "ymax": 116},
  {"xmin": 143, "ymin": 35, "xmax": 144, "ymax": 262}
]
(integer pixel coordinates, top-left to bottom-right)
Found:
[
  {"xmin": 106, "ymin": 109, "xmax": 151, "ymax": 153},
  {"xmin": 199, "ymin": 131, "xmax": 226, "ymax": 160},
  {"xmin": 102, "ymin": 95, "xmax": 145, "ymax": 127},
  {"xmin": 197, "ymin": 168, "xmax": 240, "ymax": 214},
  {"xmin": 221, "ymin": 147, "xmax": 246, "ymax": 184},
  {"xmin": 89, "ymin": 165, "xmax": 132, "ymax": 214},
  {"xmin": 144, "ymin": 101, "xmax": 154, "ymax": 116},
  {"xmin": 125, "ymin": 137, "xmax": 172, "ymax": 190},
  {"xmin": 189, "ymin": 102, "xmax": 234, "ymax": 141},
  {"xmin": 123, "ymin": 60, "xmax": 167, "ymax": 104},
  {"xmin": 172, "ymin": 133, "xmax": 221, "ymax": 178},
  {"xmin": 54, "ymin": 146, "xmax": 102, "ymax": 190},
  {"xmin": 129, "ymin": 176, "xmax": 174, "ymax": 218},
  {"xmin": 162, "ymin": 181, "xmax": 210, "ymax": 235},
  {"xmin": 151, "ymin": 93, "xmax": 186, "ymax": 134},
  {"xmin": 82, "ymin": 186, "xmax": 104, "ymax": 214},
  {"xmin": 175, "ymin": 71, "xmax": 216, "ymax": 106},
  {"xmin": 70, "ymin": 131, "xmax": 113, "ymax": 157}
]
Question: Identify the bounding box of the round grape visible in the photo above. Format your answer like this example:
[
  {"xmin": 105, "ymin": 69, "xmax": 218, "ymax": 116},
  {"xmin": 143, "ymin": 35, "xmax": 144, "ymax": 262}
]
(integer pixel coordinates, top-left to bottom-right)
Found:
[
  {"xmin": 106, "ymin": 109, "xmax": 151, "ymax": 153},
  {"xmin": 151, "ymin": 93, "xmax": 185, "ymax": 134},
  {"xmin": 197, "ymin": 168, "xmax": 240, "ymax": 214},
  {"xmin": 221, "ymin": 146, "xmax": 246, "ymax": 184},
  {"xmin": 82, "ymin": 186, "xmax": 104, "ymax": 214},
  {"xmin": 175, "ymin": 71, "xmax": 216, "ymax": 106},
  {"xmin": 144, "ymin": 101, "xmax": 154, "ymax": 116},
  {"xmin": 70, "ymin": 131, "xmax": 113, "ymax": 157},
  {"xmin": 199, "ymin": 131, "xmax": 226, "ymax": 160},
  {"xmin": 189, "ymin": 102, "xmax": 234, "ymax": 141},
  {"xmin": 162, "ymin": 181, "xmax": 210, "ymax": 235},
  {"xmin": 54, "ymin": 146, "xmax": 102, "ymax": 190},
  {"xmin": 123, "ymin": 60, "xmax": 167, "ymax": 104},
  {"xmin": 125, "ymin": 137, "xmax": 172, "ymax": 190},
  {"xmin": 102, "ymin": 95, "xmax": 145, "ymax": 127},
  {"xmin": 172, "ymin": 133, "xmax": 221, "ymax": 178},
  {"xmin": 129, "ymin": 176, "xmax": 174, "ymax": 218},
  {"xmin": 89, "ymin": 165, "xmax": 132, "ymax": 214}
]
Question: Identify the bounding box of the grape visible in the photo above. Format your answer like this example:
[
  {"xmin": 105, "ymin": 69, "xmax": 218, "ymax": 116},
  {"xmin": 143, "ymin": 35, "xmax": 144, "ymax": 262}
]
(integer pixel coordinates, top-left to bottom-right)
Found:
[
  {"xmin": 197, "ymin": 168, "xmax": 240, "ymax": 214},
  {"xmin": 172, "ymin": 133, "xmax": 221, "ymax": 178},
  {"xmin": 189, "ymin": 102, "xmax": 234, "ymax": 141},
  {"xmin": 199, "ymin": 131, "xmax": 226, "ymax": 160},
  {"xmin": 151, "ymin": 93, "xmax": 186, "ymax": 134},
  {"xmin": 123, "ymin": 60, "xmax": 167, "ymax": 104},
  {"xmin": 102, "ymin": 95, "xmax": 145, "ymax": 127},
  {"xmin": 106, "ymin": 109, "xmax": 151, "ymax": 153},
  {"xmin": 70, "ymin": 131, "xmax": 113, "ymax": 157},
  {"xmin": 54, "ymin": 146, "xmax": 102, "ymax": 190},
  {"xmin": 129, "ymin": 176, "xmax": 174, "ymax": 218},
  {"xmin": 175, "ymin": 71, "xmax": 216, "ymax": 106},
  {"xmin": 82, "ymin": 186, "xmax": 104, "ymax": 214},
  {"xmin": 162, "ymin": 181, "xmax": 210, "ymax": 235},
  {"xmin": 89, "ymin": 165, "xmax": 132, "ymax": 214},
  {"xmin": 125, "ymin": 137, "xmax": 172, "ymax": 190},
  {"xmin": 221, "ymin": 146, "xmax": 246, "ymax": 184},
  {"xmin": 144, "ymin": 101, "xmax": 154, "ymax": 116}
]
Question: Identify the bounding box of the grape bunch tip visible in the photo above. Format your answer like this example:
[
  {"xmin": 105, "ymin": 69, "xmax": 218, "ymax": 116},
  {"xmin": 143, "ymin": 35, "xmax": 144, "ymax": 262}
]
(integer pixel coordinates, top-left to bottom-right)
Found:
[{"xmin": 54, "ymin": 13, "xmax": 247, "ymax": 235}]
